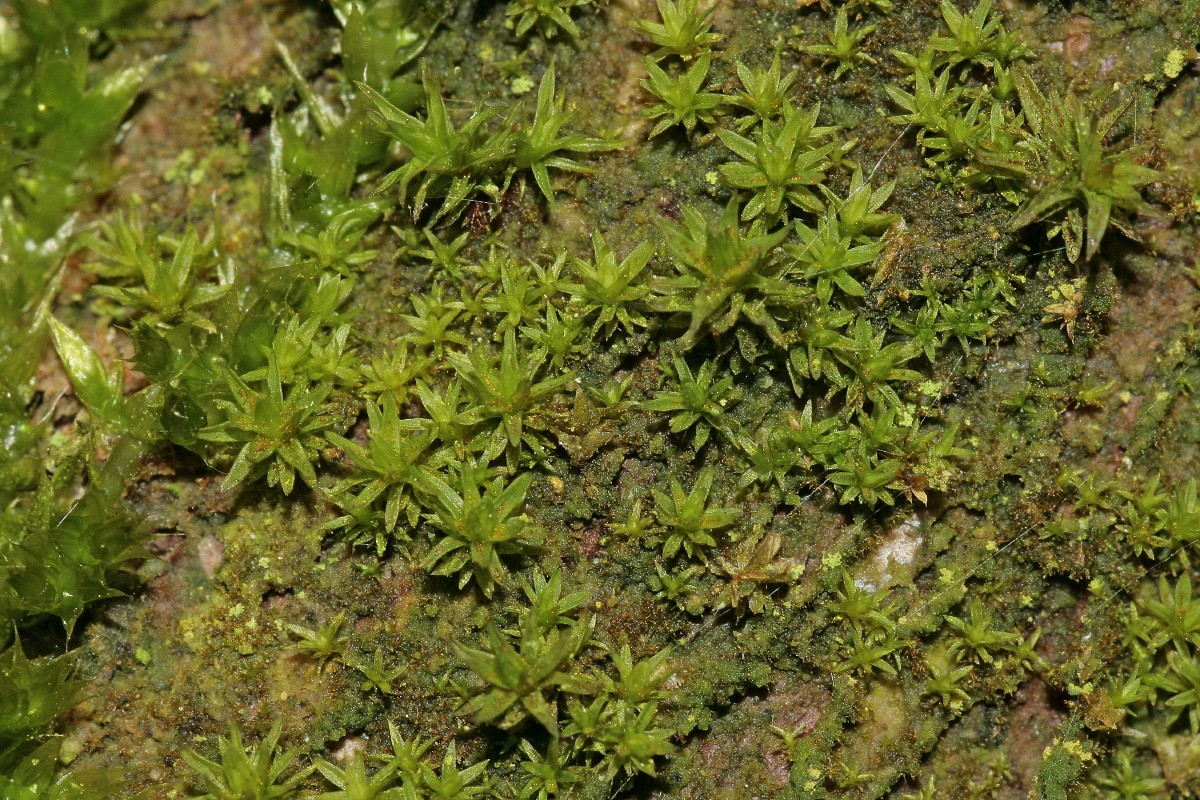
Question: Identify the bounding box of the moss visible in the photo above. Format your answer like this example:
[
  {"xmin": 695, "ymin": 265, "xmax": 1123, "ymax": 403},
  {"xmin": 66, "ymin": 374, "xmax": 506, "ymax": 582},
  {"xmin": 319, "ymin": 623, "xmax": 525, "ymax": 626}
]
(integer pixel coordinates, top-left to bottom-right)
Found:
[{"xmin": 2, "ymin": 0, "xmax": 1199, "ymax": 797}]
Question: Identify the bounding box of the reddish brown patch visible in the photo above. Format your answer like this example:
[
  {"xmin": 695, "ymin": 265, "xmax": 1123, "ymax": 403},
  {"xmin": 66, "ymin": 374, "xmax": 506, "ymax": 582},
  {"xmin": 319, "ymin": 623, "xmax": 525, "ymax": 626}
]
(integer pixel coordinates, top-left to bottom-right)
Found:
[
  {"xmin": 147, "ymin": 534, "xmax": 186, "ymax": 559},
  {"xmin": 762, "ymin": 745, "xmax": 792, "ymax": 788},
  {"xmin": 193, "ymin": 477, "xmax": 236, "ymax": 515},
  {"xmin": 137, "ymin": 453, "xmax": 179, "ymax": 483},
  {"xmin": 1102, "ymin": 443, "xmax": 1127, "ymax": 476},
  {"xmin": 765, "ymin": 683, "xmax": 827, "ymax": 736},
  {"xmin": 464, "ymin": 200, "xmax": 493, "ymax": 238},
  {"xmin": 579, "ymin": 525, "xmax": 602, "ymax": 558},
  {"xmin": 1118, "ymin": 394, "xmax": 1144, "ymax": 431},
  {"xmin": 186, "ymin": 4, "xmax": 269, "ymax": 83},
  {"xmin": 349, "ymin": 413, "xmax": 371, "ymax": 447},
  {"xmin": 759, "ymin": 679, "xmax": 831, "ymax": 786},
  {"xmin": 1053, "ymin": 15, "xmax": 1093, "ymax": 64},
  {"xmin": 260, "ymin": 589, "xmax": 292, "ymax": 613},
  {"xmin": 657, "ymin": 190, "xmax": 682, "ymax": 222},
  {"xmin": 1005, "ymin": 677, "xmax": 1067, "ymax": 793}
]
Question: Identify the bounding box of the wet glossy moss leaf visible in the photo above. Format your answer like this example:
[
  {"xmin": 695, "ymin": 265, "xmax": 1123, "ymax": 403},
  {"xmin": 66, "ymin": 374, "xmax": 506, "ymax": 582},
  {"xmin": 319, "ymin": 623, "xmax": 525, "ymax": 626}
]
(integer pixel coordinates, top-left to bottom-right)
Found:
[
  {"xmin": 48, "ymin": 317, "xmax": 125, "ymax": 430},
  {"xmin": 0, "ymin": 738, "xmax": 130, "ymax": 800},
  {"xmin": 10, "ymin": 0, "xmax": 149, "ymax": 45},
  {"xmin": 340, "ymin": 0, "xmax": 442, "ymax": 89},
  {"xmin": 0, "ymin": 637, "xmax": 82, "ymax": 746},
  {"xmin": 2, "ymin": 474, "xmax": 143, "ymax": 636},
  {"xmin": 35, "ymin": 56, "xmax": 162, "ymax": 172}
]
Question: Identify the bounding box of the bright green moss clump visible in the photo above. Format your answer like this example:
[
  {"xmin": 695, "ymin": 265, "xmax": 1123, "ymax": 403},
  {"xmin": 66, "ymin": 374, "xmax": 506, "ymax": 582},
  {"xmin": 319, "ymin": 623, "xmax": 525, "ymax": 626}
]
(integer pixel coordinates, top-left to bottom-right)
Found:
[
  {"xmin": 0, "ymin": 0, "xmax": 163, "ymax": 790},
  {"xmin": 3, "ymin": 0, "xmax": 1200, "ymax": 798}
]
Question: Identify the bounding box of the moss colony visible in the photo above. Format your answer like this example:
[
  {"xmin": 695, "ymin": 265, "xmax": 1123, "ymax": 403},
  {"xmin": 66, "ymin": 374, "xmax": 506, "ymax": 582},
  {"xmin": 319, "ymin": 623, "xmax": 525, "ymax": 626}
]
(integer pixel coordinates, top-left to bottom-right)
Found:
[{"xmin": 3, "ymin": 0, "xmax": 1200, "ymax": 797}]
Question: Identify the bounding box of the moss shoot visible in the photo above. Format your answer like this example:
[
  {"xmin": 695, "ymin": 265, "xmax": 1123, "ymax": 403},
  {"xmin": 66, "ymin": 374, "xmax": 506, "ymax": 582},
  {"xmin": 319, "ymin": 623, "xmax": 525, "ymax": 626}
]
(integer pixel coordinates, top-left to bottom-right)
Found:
[{"xmin": 2, "ymin": 0, "xmax": 1200, "ymax": 798}]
